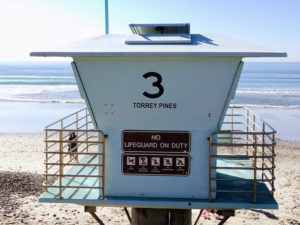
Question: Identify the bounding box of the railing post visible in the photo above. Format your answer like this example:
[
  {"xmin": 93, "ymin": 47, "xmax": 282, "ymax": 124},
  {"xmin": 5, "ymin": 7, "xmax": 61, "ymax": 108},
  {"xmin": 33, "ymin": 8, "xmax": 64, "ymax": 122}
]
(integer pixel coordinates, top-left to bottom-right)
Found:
[
  {"xmin": 86, "ymin": 109, "xmax": 89, "ymax": 153},
  {"xmin": 253, "ymin": 134, "xmax": 257, "ymax": 204},
  {"xmin": 208, "ymin": 136, "xmax": 212, "ymax": 202},
  {"xmin": 59, "ymin": 123, "xmax": 63, "ymax": 198},
  {"xmin": 76, "ymin": 111, "xmax": 79, "ymax": 151},
  {"xmin": 246, "ymin": 110, "xmax": 249, "ymax": 156},
  {"xmin": 231, "ymin": 107, "xmax": 234, "ymax": 131},
  {"xmin": 262, "ymin": 123, "xmax": 265, "ymax": 180},
  {"xmin": 252, "ymin": 114, "xmax": 256, "ymax": 165},
  {"xmin": 102, "ymin": 133, "xmax": 105, "ymax": 199},
  {"xmin": 76, "ymin": 111, "xmax": 79, "ymax": 130},
  {"xmin": 45, "ymin": 129, "xmax": 48, "ymax": 191},
  {"xmin": 252, "ymin": 114, "xmax": 256, "ymax": 145},
  {"xmin": 272, "ymin": 133, "xmax": 275, "ymax": 196},
  {"xmin": 231, "ymin": 107, "xmax": 234, "ymax": 152}
]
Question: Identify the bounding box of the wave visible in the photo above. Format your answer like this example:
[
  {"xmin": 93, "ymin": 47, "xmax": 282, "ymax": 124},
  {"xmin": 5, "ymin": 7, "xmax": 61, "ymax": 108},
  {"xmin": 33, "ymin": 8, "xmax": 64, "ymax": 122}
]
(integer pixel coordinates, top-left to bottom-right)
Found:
[
  {"xmin": 0, "ymin": 97, "xmax": 84, "ymax": 104},
  {"xmin": 0, "ymin": 82, "xmax": 75, "ymax": 85},
  {"xmin": 231, "ymin": 104, "xmax": 300, "ymax": 109},
  {"xmin": 0, "ymin": 75, "xmax": 73, "ymax": 79},
  {"xmin": 236, "ymin": 88, "xmax": 300, "ymax": 96}
]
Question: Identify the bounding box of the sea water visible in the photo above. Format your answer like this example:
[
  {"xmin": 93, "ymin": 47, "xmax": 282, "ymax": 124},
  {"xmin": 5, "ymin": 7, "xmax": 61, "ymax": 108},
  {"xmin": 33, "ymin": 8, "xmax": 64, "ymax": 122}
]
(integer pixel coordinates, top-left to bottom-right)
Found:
[
  {"xmin": 233, "ymin": 62, "xmax": 300, "ymax": 108},
  {"xmin": 0, "ymin": 61, "xmax": 299, "ymax": 140}
]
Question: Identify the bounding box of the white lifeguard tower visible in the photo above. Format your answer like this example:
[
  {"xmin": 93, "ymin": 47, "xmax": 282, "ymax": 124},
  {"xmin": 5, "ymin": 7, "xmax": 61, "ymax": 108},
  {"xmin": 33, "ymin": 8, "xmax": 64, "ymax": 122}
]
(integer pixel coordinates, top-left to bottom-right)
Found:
[{"xmin": 31, "ymin": 24, "xmax": 286, "ymax": 224}]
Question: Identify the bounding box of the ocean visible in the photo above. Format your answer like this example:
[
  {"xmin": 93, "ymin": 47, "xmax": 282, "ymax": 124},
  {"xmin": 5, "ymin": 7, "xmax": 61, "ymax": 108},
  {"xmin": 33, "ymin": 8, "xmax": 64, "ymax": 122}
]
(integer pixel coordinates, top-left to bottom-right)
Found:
[{"xmin": 0, "ymin": 61, "xmax": 299, "ymax": 140}]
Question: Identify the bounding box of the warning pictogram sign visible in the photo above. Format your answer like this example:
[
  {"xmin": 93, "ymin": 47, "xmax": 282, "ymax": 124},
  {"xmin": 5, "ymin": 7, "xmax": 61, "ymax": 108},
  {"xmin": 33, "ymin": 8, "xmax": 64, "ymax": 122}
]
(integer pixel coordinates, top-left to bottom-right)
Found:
[
  {"xmin": 176, "ymin": 158, "xmax": 185, "ymax": 167},
  {"xmin": 151, "ymin": 157, "xmax": 160, "ymax": 166},
  {"xmin": 127, "ymin": 156, "xmax": 135, "ymax": 166},
  {"xmin": 139, "ymin": 157, "xmax": 148, "ymax": 166},
  {"xmin": 164, "ymin": 158, "xmax": 173, "ymax": 167},
  {"xmin": 122, "ymin": 154, "xmax": 190, "ymax": 176}
]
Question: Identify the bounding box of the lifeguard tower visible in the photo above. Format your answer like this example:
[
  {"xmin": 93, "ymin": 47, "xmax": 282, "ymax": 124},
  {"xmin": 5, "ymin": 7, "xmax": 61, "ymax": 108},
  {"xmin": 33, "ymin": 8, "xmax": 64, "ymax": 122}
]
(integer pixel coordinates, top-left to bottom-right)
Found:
[{"xmin": 31, "ymin": 24, "xmax": 286, "ymax": 224}]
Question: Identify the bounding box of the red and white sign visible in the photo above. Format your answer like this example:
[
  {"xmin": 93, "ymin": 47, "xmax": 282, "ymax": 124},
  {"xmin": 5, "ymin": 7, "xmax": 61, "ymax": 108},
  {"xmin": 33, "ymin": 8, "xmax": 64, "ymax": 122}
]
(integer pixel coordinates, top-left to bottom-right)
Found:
[
  {"xmin": 164, "ymin": 158, "xmax": 173, "ymax": 166},
  {"xmin": 127, "ymin": 156, "xmax": 135, "ymax": 166},
  {"xmin": 151, "ymin": 157, "xmax": 160, "ymax": 166},
  {"xmin": 139, "ymin": 157, "xmax": 148, "ymax": 166},
  {"xmin": 176, "ymin": 157, "xmax": 185, "ymax": 167}
]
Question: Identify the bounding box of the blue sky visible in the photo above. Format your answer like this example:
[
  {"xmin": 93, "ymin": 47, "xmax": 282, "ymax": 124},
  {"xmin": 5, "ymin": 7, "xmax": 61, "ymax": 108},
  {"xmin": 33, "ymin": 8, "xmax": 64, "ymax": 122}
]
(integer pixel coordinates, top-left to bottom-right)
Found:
[{"xmin": 0, "ymin": 0, "xmax": 299, "ymax": 61}]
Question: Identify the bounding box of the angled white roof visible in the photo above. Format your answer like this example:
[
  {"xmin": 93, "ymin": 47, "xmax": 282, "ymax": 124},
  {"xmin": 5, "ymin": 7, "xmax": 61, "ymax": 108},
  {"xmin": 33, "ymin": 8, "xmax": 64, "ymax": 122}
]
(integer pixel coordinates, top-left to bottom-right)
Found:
[{"xmin": 30, "ymin": 34, "xmax": 287, "ymax": 58}]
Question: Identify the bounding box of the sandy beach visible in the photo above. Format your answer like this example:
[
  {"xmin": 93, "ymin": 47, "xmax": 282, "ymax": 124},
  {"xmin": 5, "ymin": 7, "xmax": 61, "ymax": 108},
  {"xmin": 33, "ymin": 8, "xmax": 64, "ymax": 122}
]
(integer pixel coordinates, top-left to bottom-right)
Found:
[{"xmin": 0, "ymin": 133, "xmax": 299, "ymax": 225}]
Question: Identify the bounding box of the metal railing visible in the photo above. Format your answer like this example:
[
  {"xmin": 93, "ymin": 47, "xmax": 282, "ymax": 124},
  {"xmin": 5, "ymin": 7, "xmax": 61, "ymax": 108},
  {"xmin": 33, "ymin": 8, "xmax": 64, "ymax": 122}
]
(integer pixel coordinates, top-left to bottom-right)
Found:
[
  {"xmin": 209, "ymin": 106, "xmax": 276, "ymax": 203},
  {"xmin": 44, "ymin": 108, "xmax": 105, "ymax": 199}
]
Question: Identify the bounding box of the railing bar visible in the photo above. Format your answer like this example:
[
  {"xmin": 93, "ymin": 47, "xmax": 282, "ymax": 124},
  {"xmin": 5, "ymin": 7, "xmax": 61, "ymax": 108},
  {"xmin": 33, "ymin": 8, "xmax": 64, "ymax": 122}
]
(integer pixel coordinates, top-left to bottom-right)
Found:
[
  {"xmin": 212, "ymin": 166, "xmax": 275, "ymax": 170},
  {"xmin": 218, "ymin": 136, "xmax": 245, "ymax": 140},
  {"xmin": 44, "ymin": 152, "xmax": 104, "ymax": 155},
  {"xmin": 44, "ymin": 174, "xmax": 103, "ymax": 178},
  {"xmin": 229, "ymin": 105, "xmax": 277, "ymax": 132},
  {"xmin": 78, "ymin": 123, "xmax": 89, "ymax": 130},
  {"xmin": 262, "ymin": 172, "xmax": 276, "ymax": 180},
  {"xmin": 63, "ymin": 121, "xmax": 78, "ymax": 129},
  {"xmin": 264, "ymin": 177, "xmax": 276, "ymax": 187},
  {"xmin": 46, "ymin": 128, "xmax": 104, "ymax": 133},
  {"xmin": 43, "ymin": 185, "xmax": 103, "ymax": 189},
  {"xmin": 211, "ymin": 130, "xmax": 276, "ymax": 136},
  {"xmin": 44, "ymin": 108, "xmax": 87, "ymax": 128},
  {"xmin": 47, "ymin": 153, "xmax": 57, "ymax": 160},
  {"xmin": 45, "ymin": 140, "xmax": 104, "ymax": 144},
  {"xmin": 222, "ymin": 122, "xmax": 245, "ymax": 125},
  {"xmin": 212, "ymin": 167, "xmax": 255, "ymax": 170},
  {"xmin": 211, "ymin": 178, "xmax": 273, "ymax": 181},
  {"xmin": 46, "ymin": 131, "xmax": 59, "ymax": 139},
  {"xmin": 46, "ymin": 142, "xmax": 59, "ymax": 149},
  {"xmin": 211, "ymin": 190, "xmax": 274, "ymax": 194},
  {"xmin": 63, "ymin": 120, "xmax": 90, "ymax": 130},
  {"xmin": 56, "ymin": 175, "xmax": 103, "ymax": 178},
  {"xmin": 211, "ymin": 143, "xmax": 275, "ymax": 147},
  {"xmin": 47, "ymin": 145, "xmax": 101, "ymax": 173},
  {"xmin": 225, "ymin": 114, "xmax": 245, "ymax": 117},
  {"xmin": 211, "ymin": 190, "xmax": 253, "ymax": 193},
  {"xmin": 211, "ymin": 155, "xmax": 275, "ymax": 158},
  {"xmin": 45, "ymin": 163, "xmax": 103, "ymax": 166},
  {"xmin": 47, "ymin": 164, "xmax": 58, "ymax": 171}
]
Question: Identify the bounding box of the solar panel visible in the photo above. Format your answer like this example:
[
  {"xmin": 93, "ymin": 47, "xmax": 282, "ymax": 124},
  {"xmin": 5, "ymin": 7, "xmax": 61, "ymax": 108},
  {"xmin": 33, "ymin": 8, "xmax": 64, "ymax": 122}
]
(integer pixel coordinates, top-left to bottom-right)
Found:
[{"xmin": 129, "ymin": 23, "xmax": 190, "ymax": 34}]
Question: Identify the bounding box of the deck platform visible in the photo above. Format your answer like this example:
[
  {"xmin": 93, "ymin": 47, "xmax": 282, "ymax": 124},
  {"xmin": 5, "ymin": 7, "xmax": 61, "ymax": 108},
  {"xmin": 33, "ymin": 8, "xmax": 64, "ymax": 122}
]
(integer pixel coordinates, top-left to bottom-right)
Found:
[{"xmin": 40, "ymin": 155, "xmax": 277, "ymax": 210}]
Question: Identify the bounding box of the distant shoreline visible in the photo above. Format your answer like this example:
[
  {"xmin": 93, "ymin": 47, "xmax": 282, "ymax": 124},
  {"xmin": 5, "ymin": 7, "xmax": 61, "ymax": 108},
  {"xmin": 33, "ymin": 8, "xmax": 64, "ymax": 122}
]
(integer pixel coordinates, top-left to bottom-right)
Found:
[{"xmin": 0, "ymin": 102, "xmax": 299, "ymax": 141}]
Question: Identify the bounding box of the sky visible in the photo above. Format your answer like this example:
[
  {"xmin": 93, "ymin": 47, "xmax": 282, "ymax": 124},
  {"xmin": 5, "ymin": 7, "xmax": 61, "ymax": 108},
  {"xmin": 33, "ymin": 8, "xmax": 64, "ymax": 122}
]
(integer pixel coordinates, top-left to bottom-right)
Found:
[{"xmin": 0, "ymin": 0, "xmax": 299, "ymax": 61}]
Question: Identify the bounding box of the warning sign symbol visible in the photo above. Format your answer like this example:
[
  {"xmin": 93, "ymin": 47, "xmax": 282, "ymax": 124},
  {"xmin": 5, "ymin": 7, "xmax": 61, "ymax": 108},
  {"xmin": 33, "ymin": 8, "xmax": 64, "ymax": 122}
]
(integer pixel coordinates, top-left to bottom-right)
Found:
[
  {"xmin": 176, "ymin": 158, "xmax": 185, "ymax": 167},
  {"xmin": 127, "ymin": 156, "xmax": 135, "ymax": 166},
  {"xmin": 164, "ymin": 158, "xmax": 173, "ymax": 167},
  {"xmin": 151, "ymin": 157, "xmax": 160, "ymax": 166},
  {"xmin": 139, "ymin": 156, "xmax": 148, "ymax": 166}
]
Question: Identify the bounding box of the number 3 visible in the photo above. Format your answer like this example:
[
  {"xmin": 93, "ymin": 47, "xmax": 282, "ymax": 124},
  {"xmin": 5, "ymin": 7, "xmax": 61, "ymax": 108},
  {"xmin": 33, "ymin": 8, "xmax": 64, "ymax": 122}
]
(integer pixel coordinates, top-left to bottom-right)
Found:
[{"xmin": 143, "ymin": 72, "xmax": 164, "ymax": 98}]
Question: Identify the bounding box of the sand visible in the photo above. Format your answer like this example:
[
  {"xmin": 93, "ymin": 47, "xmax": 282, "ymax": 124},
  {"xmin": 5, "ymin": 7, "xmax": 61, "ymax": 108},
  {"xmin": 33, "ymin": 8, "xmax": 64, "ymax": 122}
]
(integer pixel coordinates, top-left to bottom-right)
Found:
[{"xmin": 0, "ymin": 133, "xmax": 299, "ymax": 225}]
